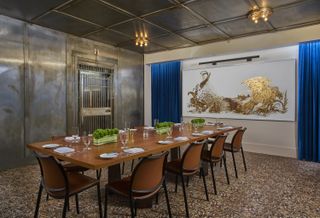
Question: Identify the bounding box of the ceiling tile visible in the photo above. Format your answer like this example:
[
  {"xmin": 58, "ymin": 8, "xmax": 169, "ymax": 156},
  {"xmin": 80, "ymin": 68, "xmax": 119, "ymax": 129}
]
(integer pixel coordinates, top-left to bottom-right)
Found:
[
  {"xmin": 0, "ymin": 0, "xmax": 67, "ymax": 21},
  {"xmin": 178, "ymin": 25, "xmax": 222, "ymax": 42},
  {"xmin": 269, "ymin": 0, "xmax": 320, "ymax": 28},
  {"xmin": 145, "ymin": 6, "xmax": 205, "ymax": 31},
  {"xmin": 111, "ymin": 20, "xmax": 168, "ymax": 39},
  {"xmin": 216, "ymin": 18, "xmax": 272, "ymax": 37},
  {"xmin": 103, "ymin": 0, "xmax": 175, "ymax": 16},
  {"xmin": 151, "ymin": 34, "xmax": 193, "ymax": 48},
  {"xmin": 35, "ymin": 11, "xmax": 100, "ymax": 36},
  {"xmin": 86, "ymin": 29, "xmax": 131, "ymax": 46},
  {"xmin": 256, "ymin": 0, "xmax": 302, "ymax": 8},
  {"xmin": 185, "ymin": 0, "xmax": 251, "ymax": 22},
  {"xmin": 60, "ymin": 0, "xmax": 132, "ymax": 27}
]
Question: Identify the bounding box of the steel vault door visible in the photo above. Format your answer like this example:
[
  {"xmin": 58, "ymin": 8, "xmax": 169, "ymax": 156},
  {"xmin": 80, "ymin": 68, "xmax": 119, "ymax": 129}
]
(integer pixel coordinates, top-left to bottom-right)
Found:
[{"xmin": 79, "ymin": 64, "xmax": 114, "ymax": 133}]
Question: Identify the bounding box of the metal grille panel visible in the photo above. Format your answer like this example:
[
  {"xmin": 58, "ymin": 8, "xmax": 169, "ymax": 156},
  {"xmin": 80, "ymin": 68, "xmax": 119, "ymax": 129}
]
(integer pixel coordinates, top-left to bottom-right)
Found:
[{"xmin": 79, "ymin": 64, "xmax": 114, "ymax": 133}]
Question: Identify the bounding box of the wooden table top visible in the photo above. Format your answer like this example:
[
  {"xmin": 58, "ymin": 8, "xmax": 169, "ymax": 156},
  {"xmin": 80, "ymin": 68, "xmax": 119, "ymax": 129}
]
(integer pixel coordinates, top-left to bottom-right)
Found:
[{"xmin": 27, "ymin": 125, "xmax": 240, "ymax": 170}]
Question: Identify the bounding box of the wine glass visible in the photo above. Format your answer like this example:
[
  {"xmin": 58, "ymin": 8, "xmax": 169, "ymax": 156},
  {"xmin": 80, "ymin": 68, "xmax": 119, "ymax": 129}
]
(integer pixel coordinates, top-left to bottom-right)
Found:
[
  {"xmin": 120, "ymin": 129, "xmax": 129, "ymax": 149},
  {"xmin": 82, "ymin": 132, "xmax": 91, "ymax": 150}
]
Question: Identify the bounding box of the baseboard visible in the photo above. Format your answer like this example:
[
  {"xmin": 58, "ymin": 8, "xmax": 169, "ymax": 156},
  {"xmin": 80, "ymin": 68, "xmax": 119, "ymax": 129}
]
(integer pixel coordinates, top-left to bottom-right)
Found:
[{"xmin": 243, "ymin": 142, "xmax": 297, "ymax": 158}]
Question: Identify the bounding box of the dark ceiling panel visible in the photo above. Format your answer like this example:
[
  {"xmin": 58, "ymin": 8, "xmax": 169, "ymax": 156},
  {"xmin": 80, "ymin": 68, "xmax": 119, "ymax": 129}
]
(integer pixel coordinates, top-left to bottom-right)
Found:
[
  {"xmin": 60, "ymin": 0, "xmax": 132, "ymax": 27},
  {"xmin": 0, "ymin": 0, "xmax": 67, "ymax": 21},
  {"xmin": 256, "ymin": 0, "xmax": 301, "ymax": 8},
  {"xmin": 145, "ymin": 6, "xmax": 205, "ymax": 31},
  {"xmin": 103, "ymin": 0, "xmax": 175, "ymax": 16},
  {"xmin": 35, "ymin": 11, "xmax": 99, "ymax": 36},
  {"xmin": 269, "ymin": 0, "xmax": 320, "ymax": 28},
  {"xmin": 179, "ymin": 25, "xmax": 223, "ymax": 42},
  {"xmin": 217, "ymin": 18, "xmax": 272, "ymax": 36},
  {"xmin": 86, "ymin": 29, "xmax": 131, "ymax": 46},
  {"xmin": 185, "ymin": 0, "xmax": 251, "ymax": 22},
  {"xmin": 111, "ymin": 19, "xmax": 168, "ymax": 39},
  {"xmin": 118, "ymin": 41, "xmax": 167, "ymax": 53},
  {"xmin": 151, "ymin": 34, "xmax": 193, "ymax": 48}
]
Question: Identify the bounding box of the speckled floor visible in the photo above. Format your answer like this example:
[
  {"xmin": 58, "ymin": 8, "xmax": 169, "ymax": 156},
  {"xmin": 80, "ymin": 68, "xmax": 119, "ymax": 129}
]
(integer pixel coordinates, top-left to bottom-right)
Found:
[{"xmin": 1, "ymin": 152, "xmax": 320, "ymax": 218}]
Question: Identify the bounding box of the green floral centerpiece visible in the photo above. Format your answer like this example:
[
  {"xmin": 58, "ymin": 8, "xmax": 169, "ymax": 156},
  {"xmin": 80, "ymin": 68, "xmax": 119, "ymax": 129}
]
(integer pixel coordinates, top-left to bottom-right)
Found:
[
  {"xmin": 93, "ymin": 128, "xmax": 119, "ymax": 145},
  {"xmin": 191, "ymin": 118, "xmax": 206, "ymax": 128},
  {"xmin": 155, "ymin": 122, "xmax": 174, "ymax": 135}
]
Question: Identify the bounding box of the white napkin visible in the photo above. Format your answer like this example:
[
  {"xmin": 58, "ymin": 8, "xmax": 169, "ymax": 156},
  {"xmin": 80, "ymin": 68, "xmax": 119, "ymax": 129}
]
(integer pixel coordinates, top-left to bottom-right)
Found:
[
  {"xmin": 174, "ymin": 123, "xmax": 181, "ymax": 126},
  {"xmin": 217, "ymin": 126, "xmax": 233, "ymax": 130},
  {"xmin": 201, "ymin": 130, "xmax": 214, "ymax": 135},
  {"xmin": 64, "ymin": 136, "xmax": 80, "ymax": 141},
  {"xmin": 123, "ymin": 147, "xmax": 145, "ymax": 154},
  {"xmin": 192, "ymin": 132, "xmax": 204, "ymax": 136},
  {"xmin": 158, "ymin": 140, "xmax": 174, "ymax": 144},
  {"xmin": 174, "ymin": 137, "xmax": 189, "ymax": 141},
  {"xmin": 54, "ymin": 147, "xmax": 75, "ymax": 154},
  {"xmin": 144, "ymin": 126, "xmax": 155, "ymax": 130}
]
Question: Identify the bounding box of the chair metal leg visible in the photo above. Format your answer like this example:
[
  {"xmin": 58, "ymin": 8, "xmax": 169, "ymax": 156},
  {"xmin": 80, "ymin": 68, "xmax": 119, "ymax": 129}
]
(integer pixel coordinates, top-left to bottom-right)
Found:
[
  {"xmin": 241, "ymin": 147, "xmax": 247, "ymax": 171},
  {"xmin": 67, "ymin": 198, "xmax": 70, "ymax": 211},
  {"xmin": 46, "ymin": 193, "xmax": 49, "ymax": 201},
  {"xmin": 129, "ymin": 198, "xmax": 135, "ymax": 218},
  {"xmin": 209, "ymin": 162, "xmax": 217, "ymax": 195},
  {"xmin": 104, "ymin": 187, "xmax": 108, "ymax": 218},
  {"xmin": 201, "ymin": 168, "xmax": 209, "ymax": 200},
  {"xmin": 163, "ymin": 180, "xmax": 172, "ymax": 218},
  {"xmin": 220, "ymin": 159, "xmax": 222, "ymax": 168},
  {"xmin": 96, "ymin": 169, "xmax": 102, "ymax": 179},
  {"xmin": 174, "ymin": 175, "xmax": 178, "ymax": 193},
  {"xmin": 180, "ymin": 174, "xmax": 189, "ymax": 218},
  {"xmin": 231, "ymin": 151, "xmax": 238, "ymax": 178},
  {"xmin": 97, "ymin": 184, "xmax": 102, "ymax": 218},
  {"xmin": 34, "ymin": 183, "xmax": 43, "ymax": 218},
  {"xmin": 75, "ymin": 194, "xmax": 80, "ymax": 214},
  {"xmin": 186, "ymin": 176, "xmax": 189, "ymax": 187},
  {"xmin": 62, "ymin": 197, "xmax": 68, "ymax": 218},
  {"xmin": 155, "ymin": 193, "xmax": 159, "ymax": 204},
  {"xmin": 223, "ymin": 154, "xmax": 230, "ymax": 185}
]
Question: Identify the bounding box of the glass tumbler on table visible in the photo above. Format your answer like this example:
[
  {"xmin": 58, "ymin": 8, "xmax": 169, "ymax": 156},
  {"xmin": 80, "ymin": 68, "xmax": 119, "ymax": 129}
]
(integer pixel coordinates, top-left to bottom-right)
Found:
[
  {"xmin": 82, "ymin": 132, "xmax": 91, "ymax": 150},
  {"xmin": 120, "ymin": 129, "xmax": 129, "ymax": 149},
  {"xmin": 166, "ymin": 126, "xmax": 173, "ymax": 139}
]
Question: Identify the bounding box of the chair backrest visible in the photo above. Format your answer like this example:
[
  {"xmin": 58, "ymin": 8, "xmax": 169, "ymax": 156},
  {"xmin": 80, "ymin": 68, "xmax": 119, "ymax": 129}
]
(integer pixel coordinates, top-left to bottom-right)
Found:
[
  {"xmin": 231, "ymin": 127, "xmax": 247, "ymax": 150},
  {"xmin": 209, "ymin": 134, "xmax": 227, "ymax": 158},
  {"xmin": 34, "ymin": 152, "xmax": 68, "ymax": 196},
  {"xmin": 131, "ymin": 151, "xmax": 169, "ymax": 194},
  {"xmin": 182, "ymin": 141, "xmax": 205, "ymax": 172}
]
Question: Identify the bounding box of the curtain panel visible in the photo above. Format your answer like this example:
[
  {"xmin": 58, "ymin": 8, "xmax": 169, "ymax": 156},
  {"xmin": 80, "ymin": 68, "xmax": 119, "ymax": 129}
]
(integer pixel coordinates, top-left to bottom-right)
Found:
[
  {"xmin": 298, "ymin": 40, "xmax": 320, "ymax": 162},
  {"xmin": 151, "ymin": 61, "xmax": 181, "ymax": 124}
]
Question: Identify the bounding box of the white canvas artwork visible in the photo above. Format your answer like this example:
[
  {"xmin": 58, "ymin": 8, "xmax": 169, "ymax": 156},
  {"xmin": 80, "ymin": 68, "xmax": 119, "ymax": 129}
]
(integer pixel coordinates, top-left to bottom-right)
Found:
[{"xmin": 182, "ymin": 59, "xmax": 296, "ymax": 121}]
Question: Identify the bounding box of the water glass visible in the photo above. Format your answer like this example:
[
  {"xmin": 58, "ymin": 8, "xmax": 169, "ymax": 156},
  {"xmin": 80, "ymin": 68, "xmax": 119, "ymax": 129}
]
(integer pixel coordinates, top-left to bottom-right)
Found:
[
  {"xmin": 82, "ymin": 132, "xmax": 91, "ymax": 150},
  {"xmin": 143, "ymin": 129, "xmax": 149, "ymax": 139},
  {"xmin": 192, "ymin": 123, "xmax": 199, "ymax": 133},
  {"xmin": 71, "ymin": 126, "xmax": 79, "ymax": 144},
  {"xmin": 167, "ymin": 126, "xmax": 173, "ymax": 139},
  {"xmin": 154, "ymin": 119, "xmax": 159, "ymax": 127},
  {"xmin": 120, "ymin": 129, "xmax": 129, "ymax": 149}
]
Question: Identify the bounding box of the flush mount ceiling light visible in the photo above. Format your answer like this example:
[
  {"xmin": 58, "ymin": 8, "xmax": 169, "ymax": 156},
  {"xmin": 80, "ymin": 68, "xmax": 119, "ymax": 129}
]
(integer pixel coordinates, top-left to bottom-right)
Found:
[
  {"xmin": 248, "ymin": 6, "xmax": 272, "ymax": 24},
  {"xmin": 135, "ymin": 31, "xmax": 148, "ymax": 47}
]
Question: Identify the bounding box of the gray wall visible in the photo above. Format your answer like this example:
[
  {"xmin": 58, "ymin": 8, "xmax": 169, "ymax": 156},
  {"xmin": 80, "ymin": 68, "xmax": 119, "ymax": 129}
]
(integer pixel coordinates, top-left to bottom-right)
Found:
[{"xmin": 0, "ymin": 15, "xmax": 144, "ymax": 170}]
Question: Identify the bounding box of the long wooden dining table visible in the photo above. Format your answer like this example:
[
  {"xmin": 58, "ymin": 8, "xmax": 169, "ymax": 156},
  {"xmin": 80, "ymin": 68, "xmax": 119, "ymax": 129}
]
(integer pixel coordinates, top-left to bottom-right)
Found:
[{"xmin": 27, "ymin": 124, "xmax": 240, "ymax": 182}]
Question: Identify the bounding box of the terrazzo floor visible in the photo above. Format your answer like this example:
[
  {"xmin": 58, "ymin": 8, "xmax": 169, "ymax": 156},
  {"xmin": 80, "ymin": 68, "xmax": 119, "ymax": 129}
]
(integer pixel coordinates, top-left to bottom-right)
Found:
[{"xmin": 1, "ymin": 152, "xmax": 320, "ymax": 218}]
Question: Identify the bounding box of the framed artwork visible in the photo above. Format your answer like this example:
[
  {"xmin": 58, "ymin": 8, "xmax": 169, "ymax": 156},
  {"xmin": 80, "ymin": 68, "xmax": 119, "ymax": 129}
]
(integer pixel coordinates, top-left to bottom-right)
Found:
[{"xmin": 182, "ymin": 59, "xmax": 296, "ymax": 121}]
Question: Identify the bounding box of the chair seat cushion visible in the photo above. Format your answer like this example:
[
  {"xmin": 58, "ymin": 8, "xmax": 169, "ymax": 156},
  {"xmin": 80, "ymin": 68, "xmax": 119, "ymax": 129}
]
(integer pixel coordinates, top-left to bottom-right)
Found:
[
  {"xmin": 201, "ymin": 150, "xmax": 222, "ymax": 162},
  {"xmin": 224, "ymin": 143, "xmax": 240, "ymax": 152}
]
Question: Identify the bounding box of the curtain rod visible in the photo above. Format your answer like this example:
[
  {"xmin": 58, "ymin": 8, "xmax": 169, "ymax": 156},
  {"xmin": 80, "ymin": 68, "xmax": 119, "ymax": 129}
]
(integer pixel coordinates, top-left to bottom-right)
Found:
[{"xmin": 199, "ymin": 55, "xmax": 260, "ymax": 65}]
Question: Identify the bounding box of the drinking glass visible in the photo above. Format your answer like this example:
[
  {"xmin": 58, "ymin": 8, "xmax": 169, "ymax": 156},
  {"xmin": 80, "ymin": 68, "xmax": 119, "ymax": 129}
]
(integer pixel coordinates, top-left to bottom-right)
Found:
[
  {"xmin": 166, "ymin": 126, "xmax": 173, "ymax": 139},
  {"xmin": 154, "ymin": 119, "xmax": 159, "ymax": 127},
  {"xmin": 192, "ymin": 123, "xmax": 199, "ymax": 133},
  {"xmin": 71, "ymin": 126, "xmax": 79, "ymax": 144},
  {"xmin": 82, "ymin": 132, "xmax": 91, "ymax": 150},
  {"xmin": 120, "ymin": 129, "xmax": 129, "ymax": 149}
]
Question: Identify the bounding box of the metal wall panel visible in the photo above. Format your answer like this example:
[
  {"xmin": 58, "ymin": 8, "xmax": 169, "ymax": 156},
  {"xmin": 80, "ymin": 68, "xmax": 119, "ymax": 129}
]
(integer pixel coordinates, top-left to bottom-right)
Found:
[
  {"xmin": 24, "ymin": 25, "xmax": 67, "ymax": 157},
  {"xmin": 0, "ymin": 16, "xmax": 25, "ymax": 169}
]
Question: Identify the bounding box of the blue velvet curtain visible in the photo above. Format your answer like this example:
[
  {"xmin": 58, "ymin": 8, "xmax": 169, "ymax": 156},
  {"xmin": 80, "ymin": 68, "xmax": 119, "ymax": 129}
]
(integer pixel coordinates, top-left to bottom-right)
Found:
[
  {"xmin": 151, "ymin": 61, "xmax": 181, "ymax": 124},
  {"xmin": 298, "ymin": 40, "xmax": 320, "ymax": 162}
]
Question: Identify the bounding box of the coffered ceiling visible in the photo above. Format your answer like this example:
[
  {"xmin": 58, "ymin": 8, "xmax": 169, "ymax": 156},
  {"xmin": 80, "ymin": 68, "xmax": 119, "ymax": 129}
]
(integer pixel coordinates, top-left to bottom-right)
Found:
[{"xmin": 0, "ymin": 0, "xmax": 319, "ymax": 53}]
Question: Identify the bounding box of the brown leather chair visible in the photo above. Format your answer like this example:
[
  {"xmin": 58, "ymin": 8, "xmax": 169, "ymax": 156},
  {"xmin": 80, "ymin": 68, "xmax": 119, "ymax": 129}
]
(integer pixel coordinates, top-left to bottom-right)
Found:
[
  {"xmin": 166, "ymin": 141, "xmax": 209, "ymax": 218},
  {"xmin": 201, "ymin": 134, "xmax": 229, "ymax": 195},
  {"xmin": 223, "ymin": 127, "xmax": 247, "ymax": 178},
  {"xmin": 104, "ymin": 151, "xmax": 171, "ymax": 218},
  {"xmin": 34, "ymin": 152, "xmax": 102, "ymax": 218}
]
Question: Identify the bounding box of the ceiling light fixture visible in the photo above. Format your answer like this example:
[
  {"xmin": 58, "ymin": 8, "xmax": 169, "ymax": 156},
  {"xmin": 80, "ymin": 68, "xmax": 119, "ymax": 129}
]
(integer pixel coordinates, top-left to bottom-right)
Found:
[
  {"xmin": 248, "ymin": 6, "xmax": 272, "ymax": 24},
  {"xmin": 135, "ymin": 31, "xmax": 148, "ymax": 47}
]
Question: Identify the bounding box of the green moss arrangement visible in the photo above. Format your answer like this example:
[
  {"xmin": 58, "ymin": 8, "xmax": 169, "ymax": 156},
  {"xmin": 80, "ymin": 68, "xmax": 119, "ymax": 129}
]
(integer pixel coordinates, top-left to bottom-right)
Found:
[
  {"xmin": 155, "ymin": 122, "xmax": 174, "ymax": 129},
  {"xmin": 191, "ymin": 118, "xmax": 205, "ymax": 124},
  {"xmin": 93, "ymin": 128, "xmax": 119, "ymax": 139}
]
